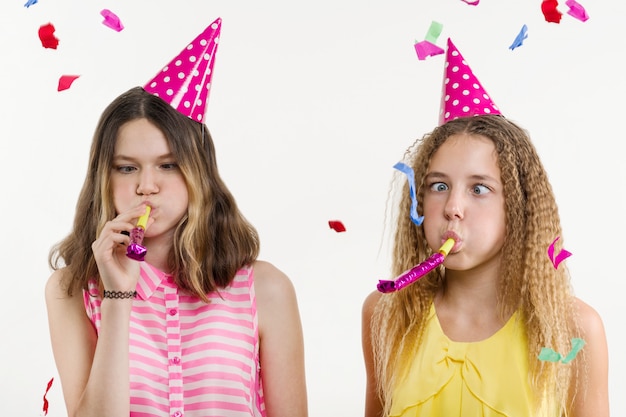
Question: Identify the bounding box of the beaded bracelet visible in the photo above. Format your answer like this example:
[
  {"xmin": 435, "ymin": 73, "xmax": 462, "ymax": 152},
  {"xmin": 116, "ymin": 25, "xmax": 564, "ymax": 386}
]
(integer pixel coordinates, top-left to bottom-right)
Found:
[{"xmin": 103, "ymin": 290, "xmax": 137, "ymax": 299}]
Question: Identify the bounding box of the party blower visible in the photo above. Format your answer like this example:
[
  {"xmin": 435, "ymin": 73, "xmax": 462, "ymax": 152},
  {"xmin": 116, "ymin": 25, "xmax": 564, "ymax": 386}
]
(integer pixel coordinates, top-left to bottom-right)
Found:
[
  {"xmin": 377, "ymin": 238, "xmax": 455, "ymax": 293},
  {"xmin": 126, "ymin": 206, "xmax": 151, "ymax": 261}
]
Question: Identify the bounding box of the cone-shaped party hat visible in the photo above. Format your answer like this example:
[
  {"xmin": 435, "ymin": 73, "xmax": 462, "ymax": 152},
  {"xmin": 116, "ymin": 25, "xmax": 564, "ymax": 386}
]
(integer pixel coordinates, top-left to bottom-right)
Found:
[
  {"xmin": 439, "ymin": 38, "xmax": 501, "ymax": 125},
  {"xmin": 143, "ymin": 17, "xmax": 222, "ymax": 123}
]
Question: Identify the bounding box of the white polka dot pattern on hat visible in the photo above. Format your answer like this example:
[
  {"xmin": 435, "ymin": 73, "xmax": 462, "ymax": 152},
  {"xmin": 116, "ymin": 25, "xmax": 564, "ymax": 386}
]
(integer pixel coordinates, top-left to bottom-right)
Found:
[
  {"xmin": 438, "ymin": 38, "xmax": 501, "ymax": 125},
  {"xmin": 143, "ymin": 18, "xmax": 222, "ymax": 122}
]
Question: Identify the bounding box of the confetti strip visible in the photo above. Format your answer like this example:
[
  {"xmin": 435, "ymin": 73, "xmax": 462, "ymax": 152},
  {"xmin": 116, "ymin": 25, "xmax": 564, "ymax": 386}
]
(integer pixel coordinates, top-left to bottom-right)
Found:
[
  {"xmin": 538, "ymin": 338, "xmax": 585, "ymax": 364},
  {"xmin": 328, "ymin": 220, "xmax": 346, "ymax": 233},
  {"xmin": 565, "ymin": 0, "xmax": 589, "ymax": 22},
  {"xmin": 38, "ymin": 23, "xmax": 60, "ymax": 49},
  {"xmin": 24, "ymin": 0, "xmax": 38, "ymax": 7},
  {"xmin": 58, "ymin": 75, "xmax": 80, "ymax": 91},
  {"xmin": 547, "ymin": 236, "xmax": 572, "ymax": 269},
  {"xmin": 541, "ymin": 0, "xmax": 563, "ymax": 23},
  {"xmin": 100, "ymin": 9, "xmax": 124, "ymax": 32},
  {"xmin": 393, "ymin": 162, "xmax": 424, "ymax": 226},
  {"xmin": 42, "ymin": 377, "xmax": 53, "ymax": 415},
  {"xmin": 461, "ymin": 0, "xmax": 480, "ymax": 5},
  {"xmin": 509, "ymin": 24, "xmax": 528, "ymax": 50}
]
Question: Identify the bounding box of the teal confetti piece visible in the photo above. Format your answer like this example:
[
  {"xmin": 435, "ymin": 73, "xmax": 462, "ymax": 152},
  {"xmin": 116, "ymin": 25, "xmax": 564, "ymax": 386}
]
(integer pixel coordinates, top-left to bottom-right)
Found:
[
  {"xmin": 538, "ymin": 347, "xmax": 562, "ymax": 362},
  {"xmin": 561, "ymin": 338, "xmax": 585, "ymax": 364},
  {"xmin": 538, "ymin": 338, "xmax": 585, "ymax": 364}
]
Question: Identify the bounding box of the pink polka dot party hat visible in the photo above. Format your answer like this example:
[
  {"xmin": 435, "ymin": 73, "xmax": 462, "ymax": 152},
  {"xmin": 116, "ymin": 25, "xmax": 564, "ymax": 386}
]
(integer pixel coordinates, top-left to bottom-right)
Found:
[
  {"xmin": 439, "ymin": 38, "xmax": 501, "ymax": 125},
  {"xmin": 143, "ymin": 17, "xmax": 222, "ymax": 123}
]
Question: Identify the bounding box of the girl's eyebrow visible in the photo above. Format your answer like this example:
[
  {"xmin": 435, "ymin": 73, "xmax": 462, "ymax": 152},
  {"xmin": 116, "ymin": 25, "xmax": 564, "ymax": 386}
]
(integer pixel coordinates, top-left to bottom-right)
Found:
[
  {"xmin": 113, "ymin": 153, "xmax": 175, "ymax": 162},
  {"xmin": 425, "ymin": 171, "xmax": 500, "ymax": 183}
]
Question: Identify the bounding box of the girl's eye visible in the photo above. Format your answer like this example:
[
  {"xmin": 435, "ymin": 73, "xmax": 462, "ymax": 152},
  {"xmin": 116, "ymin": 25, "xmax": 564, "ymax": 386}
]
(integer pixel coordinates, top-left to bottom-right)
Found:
[
  {"xmin": 116, "ymin": 165, "xmax": 136, "ymax": 174},
  {"xmin": 472, "ymin": 184, "xmax": 490, "ymax": 195},
  {"xmin": 161, "ymin": 163, "xmax": 179, "ymax": 170},
  {"xmin": 430, "ymin": 182, "xmax": 448, "ymax": 192}
]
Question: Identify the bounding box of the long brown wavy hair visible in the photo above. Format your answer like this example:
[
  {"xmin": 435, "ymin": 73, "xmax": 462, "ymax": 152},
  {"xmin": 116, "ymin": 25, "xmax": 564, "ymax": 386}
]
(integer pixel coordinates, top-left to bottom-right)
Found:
[
  {"xmin": 49, "ymin": 87, "xmax": 260, "ymax": 303},
  {"xmin": 370, "ymin": 115, "xmax": 579, "ymax": 416}
]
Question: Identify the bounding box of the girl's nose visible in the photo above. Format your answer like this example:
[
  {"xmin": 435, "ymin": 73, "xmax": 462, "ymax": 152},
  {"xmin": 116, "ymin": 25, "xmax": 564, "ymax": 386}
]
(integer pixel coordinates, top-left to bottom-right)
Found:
[
  {"xmin": 443, "ymin": 191, "xmax": 464, "ymax": 221},
  {"xmin": 136, "ymin": 170, "xmax": 159, "ymax": 195}
]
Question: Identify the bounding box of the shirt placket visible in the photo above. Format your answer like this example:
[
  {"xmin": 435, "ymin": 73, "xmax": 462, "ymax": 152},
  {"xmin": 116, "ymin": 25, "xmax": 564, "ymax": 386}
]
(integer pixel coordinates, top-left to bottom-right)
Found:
[{"xmin": 164, "ymin": 278, "xmax": 184, "ymax": 417}]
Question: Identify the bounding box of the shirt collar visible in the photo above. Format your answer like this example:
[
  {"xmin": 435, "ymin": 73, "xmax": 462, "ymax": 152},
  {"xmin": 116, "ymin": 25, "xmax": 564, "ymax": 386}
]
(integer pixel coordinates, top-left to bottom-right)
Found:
[{"xmin": 136, "ymin": 262, "xmax": 171, "ymax": 300}]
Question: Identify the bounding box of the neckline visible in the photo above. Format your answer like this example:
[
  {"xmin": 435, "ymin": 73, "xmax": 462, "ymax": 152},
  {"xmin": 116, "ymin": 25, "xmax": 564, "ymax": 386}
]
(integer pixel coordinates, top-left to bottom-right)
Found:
[{"xmin": 430, "ymin": 303, "xmax": 518, "ymax": 344}]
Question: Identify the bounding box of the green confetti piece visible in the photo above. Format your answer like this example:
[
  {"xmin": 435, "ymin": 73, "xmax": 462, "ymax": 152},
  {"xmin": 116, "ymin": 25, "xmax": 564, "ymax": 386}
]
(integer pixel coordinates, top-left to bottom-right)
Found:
[
  {"xmin": 538, "ymin": 347, "xmax": 562, "ymax": 362},
  {"xmin": 561, "ymin": 338, "xmax": 585, "ymax": 364},
  {"xmin": 424, "ymin": 21, "xmax": 443, "ymax": 44}
]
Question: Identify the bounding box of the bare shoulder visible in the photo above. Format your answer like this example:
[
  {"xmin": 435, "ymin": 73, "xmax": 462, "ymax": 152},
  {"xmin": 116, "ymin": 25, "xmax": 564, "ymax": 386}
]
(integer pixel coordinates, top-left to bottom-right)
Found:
[
  {"xmin": 570, "ymin": 299, "xmax": 609, "ymax": 416},
  {"xmin": 363, "ymin": 290, "xmax": 383, "ymax": 321},
  {"xmin": 252, "ymin": 260, "xmax": 298, "ymax": 305},
  {"xmin": 45, "ymin": 268, "xmax": 72, "ymax": 302},
  {"xmin": 45, "ymin": 267, "xmax": 85, "ymax": 316},
  {"xmin": 574, "ymin": 297, "xmax": 606, "ymax": 339}
]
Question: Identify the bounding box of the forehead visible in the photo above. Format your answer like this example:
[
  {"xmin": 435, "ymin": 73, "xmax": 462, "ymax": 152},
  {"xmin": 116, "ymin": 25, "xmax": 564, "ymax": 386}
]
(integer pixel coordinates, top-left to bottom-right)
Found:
[
  {"xmin": 429, "ymin": 133, "xmax": 500, "ymax": 176},
  {"xmin": 114, "ymin": 118, "xmax": 171, "ymax": 155}
]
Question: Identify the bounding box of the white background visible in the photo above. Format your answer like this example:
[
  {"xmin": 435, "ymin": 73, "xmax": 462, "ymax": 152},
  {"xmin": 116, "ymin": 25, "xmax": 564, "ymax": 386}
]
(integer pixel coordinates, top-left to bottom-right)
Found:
[{"xmin": 0, "ymin": 0, "xmax": 623, "ymax": 415}]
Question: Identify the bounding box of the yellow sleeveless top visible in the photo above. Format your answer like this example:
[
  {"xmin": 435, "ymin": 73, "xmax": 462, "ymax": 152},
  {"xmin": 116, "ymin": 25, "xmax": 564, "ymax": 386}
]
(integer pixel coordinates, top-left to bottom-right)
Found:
[{"xmin": 390, "ymin": 304, "xmax": 553, "ymax": 417}]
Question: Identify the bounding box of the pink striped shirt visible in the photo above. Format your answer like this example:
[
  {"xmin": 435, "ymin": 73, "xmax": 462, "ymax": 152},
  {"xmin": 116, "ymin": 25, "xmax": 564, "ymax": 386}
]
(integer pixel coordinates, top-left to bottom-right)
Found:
[{"xmin": 84, "ymin": 263, "xmax": 266, "ymax": 417}]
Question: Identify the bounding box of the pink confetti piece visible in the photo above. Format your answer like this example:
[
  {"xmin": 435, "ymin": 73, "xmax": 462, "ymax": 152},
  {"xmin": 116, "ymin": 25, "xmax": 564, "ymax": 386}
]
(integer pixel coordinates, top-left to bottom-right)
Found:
[
  {"xmin": 58, "ymin": 75, "xmax": 80, "ymax": 91},
  {"xmin": 565, "ymin": 0, "xmax": 589, "ymax": 22},
  {"xmin": 100, "ymin": 9, "xmax": 124, "ymax": 32},
  {"xmin": 38, "ymin": 23, "xmax": 59, "ymax": 49},
  {"xmin": 414, "ymin": 40, "xmax": 444, "ymax": 60},
  {"xmin": 541, "ymin": 0, "xmax": 563, "ymax": 23},
  {"xmin": 42, "ymin": 377, "xmax": 53, "ymax": 415},
  {"xmin": 461, "ymin": 0, "xmax": 480, "ymax": 4},
  {"xmin": 547, "ymin": 236, "xmax": 572, "ymax": 269},
  {"xmin": 328, "ymin": 220, "xmax": 346, "ymax": 233}
]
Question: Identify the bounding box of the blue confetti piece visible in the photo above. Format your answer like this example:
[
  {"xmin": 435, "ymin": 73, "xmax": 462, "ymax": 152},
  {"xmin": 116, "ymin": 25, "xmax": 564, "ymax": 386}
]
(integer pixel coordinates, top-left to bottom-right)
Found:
[
  {"xmin": 24, "ymin": 0, "xmax": 38, "ymax": 7},
  {"xmin": 509, "ymin": 24, "xmax": 528, "ymax": 50},
  {"xmin": 393, "ymin": 162, "xmax": 424, "ymax": 226}
]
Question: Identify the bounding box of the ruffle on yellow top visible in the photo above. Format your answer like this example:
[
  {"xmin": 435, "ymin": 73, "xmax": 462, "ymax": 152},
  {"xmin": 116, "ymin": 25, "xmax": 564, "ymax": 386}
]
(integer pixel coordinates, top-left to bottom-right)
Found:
[{"xmin": 390, "ymin": 304, "xmax": 538, "ymax": 417}]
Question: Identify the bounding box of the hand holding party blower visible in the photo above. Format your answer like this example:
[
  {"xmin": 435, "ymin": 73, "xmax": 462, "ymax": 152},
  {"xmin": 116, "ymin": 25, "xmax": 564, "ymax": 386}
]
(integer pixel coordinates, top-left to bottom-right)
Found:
[
  {"xmin": 377, "ymin": 238, "xmax": 455, "ymax": 293},
  {"xmin": 126, "ymin": 206, "xmax": 151, "ymax": 261}
]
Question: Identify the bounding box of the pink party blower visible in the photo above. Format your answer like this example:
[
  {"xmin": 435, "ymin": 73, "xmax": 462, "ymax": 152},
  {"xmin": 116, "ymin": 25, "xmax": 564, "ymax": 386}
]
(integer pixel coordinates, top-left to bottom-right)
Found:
[
  {"xmin": 377, "ymin": 238, "xmax": 455, "ymax": 293},
  {"xmin": 126, "ymin": 206, "xmax": 151, "ymax": 261}
]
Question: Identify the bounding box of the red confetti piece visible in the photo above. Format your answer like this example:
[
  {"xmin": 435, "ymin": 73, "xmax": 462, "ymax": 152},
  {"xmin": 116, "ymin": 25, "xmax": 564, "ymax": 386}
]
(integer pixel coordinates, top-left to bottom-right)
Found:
[
  {"xmin": 58, "ymin": 75, "xmax": 80, "ymax": 91},
  {"xmin": 42, "ymin": 377, "xmax": 53, "ymax": 415},
  {"xmin": 38, "ymin": 23, "xmax": 60, "ymax": 49},
  {"xmin": 547, "ymin": 236, "xmax": 572, "ymax": 269},
  {"xmin": 541, "ymin": 0, "xmax": 563, "ymax": 23},
  {"xmin": 328, "ymin": 220, "xmax": 346, "ymax": 233}
]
